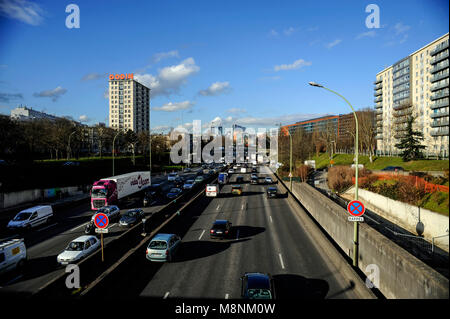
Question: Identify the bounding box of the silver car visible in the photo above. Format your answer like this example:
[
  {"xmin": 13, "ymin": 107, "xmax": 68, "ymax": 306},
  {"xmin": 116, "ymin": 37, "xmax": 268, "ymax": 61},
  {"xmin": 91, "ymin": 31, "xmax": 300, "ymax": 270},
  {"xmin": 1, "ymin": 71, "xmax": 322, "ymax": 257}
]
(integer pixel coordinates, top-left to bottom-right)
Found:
[{"xmin": 146, "ymin": 233, "xmax": 181, "ymax": 262}]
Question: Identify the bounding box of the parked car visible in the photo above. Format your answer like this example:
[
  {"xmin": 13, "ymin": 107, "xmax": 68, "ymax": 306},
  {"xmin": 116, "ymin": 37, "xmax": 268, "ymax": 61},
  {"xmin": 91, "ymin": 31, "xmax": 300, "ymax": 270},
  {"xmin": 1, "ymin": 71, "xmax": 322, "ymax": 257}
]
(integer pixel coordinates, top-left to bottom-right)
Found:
[
  {"xmin": 267, "ymin": 187, "xmax": 278, "ymax": 198},
  {"xmin": 166, "ymin": 188, "xmax": 182, "ymax": 199},
  {"xmin": 119, "ymin": 209, "xmax": 145, "ymax": 227},
  {"xmin": 210, "ymin": 220, "xmax": 232, "ymax": 239},
  {"xmin": 57, "ymin": 235, "xmax": 100, "ymax": 265},
  {"xmin": 183, "ymin": 179, "xmax": 195, "ymax": 190},
  {"xmin": 250, "ymin": 176, "xmax": 259, "ymax": 185},
  {"xmin": 91, "ymin": 205, "xmax": 121, "ymax": 223},
  {"xmin": 231, "ymin": 185, "xmax": 243, "ymax": 195},
  {"xmin": 167, "ymin": 172, "xmax": 179, "ymax": 181},
  {"xmin": 381, "ymin": 166, "xmax": 404, "ymax": 172},
  {"xmin": 146, "ymin": 233, "xmax": 181, "ymax": 262},
  {"xmin": 0, "ymin": 238, "xmax": 27, "ymax": 275},
  {"xmin": 7, "ymin": 205, "xmax": 53, "ymax": 231},
  {"xmin": 236, "ymin": 176, "xmax": 244, "ymax": 183},
  {"xmin": 241, "ymin": 272, "xmax": 275, "ymax": 299},
  {"xmin": 264, "ymin": 177, "xmax": 273, "ymax": 184}
]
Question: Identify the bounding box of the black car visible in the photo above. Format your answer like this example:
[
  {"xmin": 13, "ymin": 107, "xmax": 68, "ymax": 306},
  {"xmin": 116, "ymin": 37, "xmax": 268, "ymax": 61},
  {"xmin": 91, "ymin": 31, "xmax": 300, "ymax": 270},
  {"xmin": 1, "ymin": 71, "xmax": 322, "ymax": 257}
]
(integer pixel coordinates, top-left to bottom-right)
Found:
[
  {"xmin": 236, "ymin": 176, "xmax": 244, "ymax": 183},
  {"xmin": 143, "ymin": 184, "xmax": 162, "ymax": 206},
  {"xmin": 210, "ymin": 220, "xmax": 232, "ymax": 239},
  {"xmin": 250, "ymin": 177, "xmax": 258, "ymax": 185},
  {"xmin": 173, "ymin": 176, "xmax": 185, "ymax": 188},
  {"xmin": 267, "ymin": 187, "xmax": 278, "ymax": 198},
  {"xmin": 381, "ymin": 166, "xmax": 404, "ymax": 172},
  {"xmin": 241, "ymin": 273, "xmax": 275, "ymax": 299},
  {"xmin": 251, "ymin": 168, "xmax": 257, "ymax": 173},
  {"xmin": 119, "ymin": 209, "xmax": 145, "ymax": 227}
]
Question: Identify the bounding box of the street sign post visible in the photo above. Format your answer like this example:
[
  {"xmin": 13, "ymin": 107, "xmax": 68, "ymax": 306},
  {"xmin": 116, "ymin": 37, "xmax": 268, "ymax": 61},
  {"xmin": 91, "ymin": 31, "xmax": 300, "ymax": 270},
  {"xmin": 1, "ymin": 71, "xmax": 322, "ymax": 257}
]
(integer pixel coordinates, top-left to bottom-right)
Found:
[
  {"xmin": 347, "ymin": 200, "xmax": 365, "ymax": 222},
  {"xmin": 93, "ymin": 213, "xmax": 109, "ymax": 262}
]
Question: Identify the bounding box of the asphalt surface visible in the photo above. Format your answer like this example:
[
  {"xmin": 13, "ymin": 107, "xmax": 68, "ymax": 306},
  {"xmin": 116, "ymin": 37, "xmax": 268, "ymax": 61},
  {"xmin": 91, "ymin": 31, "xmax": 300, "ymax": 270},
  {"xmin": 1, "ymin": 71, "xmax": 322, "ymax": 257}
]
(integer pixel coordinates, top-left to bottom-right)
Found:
[
  {"xmin": 0, "ymin": 168, "xmax": 203, "ymax": 293},
  {"xmin": 96, "ymin": 166, "xmax": 363, "ymax": 299}
]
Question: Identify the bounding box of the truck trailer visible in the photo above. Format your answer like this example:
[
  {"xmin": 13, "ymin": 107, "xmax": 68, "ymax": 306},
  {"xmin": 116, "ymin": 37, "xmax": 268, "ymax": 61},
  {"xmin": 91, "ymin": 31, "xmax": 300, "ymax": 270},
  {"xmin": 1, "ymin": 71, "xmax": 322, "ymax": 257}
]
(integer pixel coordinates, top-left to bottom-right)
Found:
[{"xmin": 90, "ymin": 172, "xmax": 151, "ymax": 210}]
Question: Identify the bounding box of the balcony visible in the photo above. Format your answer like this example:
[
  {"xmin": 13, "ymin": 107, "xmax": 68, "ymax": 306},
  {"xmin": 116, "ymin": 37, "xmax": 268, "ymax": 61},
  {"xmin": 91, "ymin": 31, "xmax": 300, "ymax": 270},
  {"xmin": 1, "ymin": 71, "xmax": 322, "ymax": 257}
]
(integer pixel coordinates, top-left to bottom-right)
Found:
[
  {"xmin": 393, "ymin": 103, "xmax": 412, "ymax": 111},
  {"xmin": 431, "ymin": 110, "xmax": 449, "ymax": 119},
  {"xmin": 393, "ymin": 109, "xmax": 413, "ymax": 118},
  {"xmin": 430, "ymin": 51, "xmax": 449, "ymax": 64},
  {"xmin": 375, "ymin": 102, "xmax": 383, "ymax": 109},
  {"xmin": 431, "ymin": 99, "xmax": 449, "ymax": 109},
  {"xmin": 374, "ymin": 83, "xmax": 382, "ymax": 90},
  {"xmin": 431, "ymin": 70, "xmax": 449, "ymax": 83},
  {"xmin": 393, "ymin": 116, "xmax": 409, "ymax": 124},
  {"xmin": 376, "ymin": 121, "xmax": 383, "ymax": 127},
  {"xmin": 374, "ymin": 96, "xmax": 382, "ymax": 103},
  {"xmin": 430, "ymin": 61, "xmax": 449, "ymax": 74},
  {"xmin": 431, "ymin": 90, "xmax": 449, "ymax": 101},
  {"xmin": 430, "ymin": 41, "xmax": 449, "ymax": 56},
  {"xmin": 431, "ymin": 81, "xmax": 449, "ymax": 92},
  {"xmin": 431, "ymin": 128, "xmax": 449, "ymax": 136},
  {"xmin": 376, "ymin": 127, "xmax": 383, "ymax": 134},
  {"xmin": 374, "ymin": 90, "xmax": 382, "ymax": 97},
  {"xmin": 375, "ymin": 134, "xmax": 383, "ymax": 140},
  {"xmin": 394, "ymin": 132, "xmax": 407, "ymax": 139},
  {"xmin": 376, "ymin": 109, "xmax": 383, "ymax": 115},
  {"xmin": 374, "ymin": 78, "xmax": 382, "ymax": 84},
  {"xmin": 431, "ymin": 119, "xmax": 449, "ymax": 128}
]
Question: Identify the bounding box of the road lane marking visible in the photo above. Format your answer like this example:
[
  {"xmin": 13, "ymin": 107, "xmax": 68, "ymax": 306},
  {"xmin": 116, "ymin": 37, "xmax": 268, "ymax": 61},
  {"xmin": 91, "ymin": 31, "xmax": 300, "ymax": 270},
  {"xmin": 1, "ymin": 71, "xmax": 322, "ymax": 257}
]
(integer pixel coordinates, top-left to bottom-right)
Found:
[
  {"xmin": 37, "ymin": 223, "xmax": 58, "ymax": 232},
  {"xmin": 236, "ymin": 229, "xmax": 240, "ymax": 239},
  {"xmin": 199, "ymin": 230, "xmax": 205, "ymax": 240},
  {"xmin": 163, "ymin": 292, "xmax": 170, "ymax": 299},
  {"xmin": 216, "ymin": 205, "xmax": 220, "ymax": 211},
  {"xmin": 279, "ymin": 253, "xmax": 285, "ymax": 269},
  {"xmin": 225, "ymin": 293, "xmax": 229, "ymax": 299},
  {"xmin": 70, "ymin": 222, "xmax": 89, "ymax": 232},
  {"xmin": 269, "ymin": 216, "xmax": 273, "ymax": 223}
]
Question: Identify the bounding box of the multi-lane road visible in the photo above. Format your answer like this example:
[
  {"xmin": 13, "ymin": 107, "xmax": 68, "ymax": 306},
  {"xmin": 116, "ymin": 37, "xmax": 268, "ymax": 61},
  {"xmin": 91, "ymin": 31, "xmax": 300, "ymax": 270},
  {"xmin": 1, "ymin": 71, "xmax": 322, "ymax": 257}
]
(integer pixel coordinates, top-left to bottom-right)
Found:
[{"xmin": 0, "ymin": 168, "xmax": 202, "ymax": 294}]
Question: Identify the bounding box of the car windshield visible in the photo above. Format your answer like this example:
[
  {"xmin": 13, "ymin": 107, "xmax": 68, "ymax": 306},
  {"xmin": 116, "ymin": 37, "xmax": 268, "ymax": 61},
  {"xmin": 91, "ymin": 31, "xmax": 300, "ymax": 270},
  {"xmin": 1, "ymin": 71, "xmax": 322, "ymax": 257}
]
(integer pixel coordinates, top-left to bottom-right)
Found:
[
  {"xmin": 187, "ymin": 180, "xmax": 194, "ymax": 183},
  {"xmin": 169, "ymin": 188, "xmax": 180, "ymax": 193},
  {"xmin": 125, "ymin": 211, "xmax": 137, "ymax": 217},
  {"xmin": 213, "ymin": 223, "xmax": 226, "ymax": 229},
  {"xmin": 169, "ymin": 173, "xmax": 177, "ymax": 177},
  {"xmin": 92, "ymin": 188, "xmax": 107, "ymax": 198},
  {"xmin": 66, "ymin": 241, "xmax": 84, "ymax": 251},
  {"xmin": 247, "ymin": 289, "xmax": 272, "ymax": 299},
  {"xmin": 13, "ymin": 212, "xmax": 31, "ymax": 221},
  {"xmin": 149, "ymin": 240, "xmax": 167, "ymax": 250}
]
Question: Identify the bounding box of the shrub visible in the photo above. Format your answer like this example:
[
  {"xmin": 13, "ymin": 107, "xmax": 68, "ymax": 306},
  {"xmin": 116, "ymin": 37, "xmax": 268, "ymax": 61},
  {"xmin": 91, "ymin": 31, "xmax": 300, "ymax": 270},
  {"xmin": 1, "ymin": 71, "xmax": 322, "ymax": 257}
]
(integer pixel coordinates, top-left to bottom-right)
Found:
[
  {"xmin": 397, "ymin": 176, "xmax": 427, "ymax": 205},
  {"xmin": 296, "ymin": 165, "xmax": 313, "ymax": 182},
  {"xmin": 328, "ymin": 166, "xmax": 354, "ymax": 193}
]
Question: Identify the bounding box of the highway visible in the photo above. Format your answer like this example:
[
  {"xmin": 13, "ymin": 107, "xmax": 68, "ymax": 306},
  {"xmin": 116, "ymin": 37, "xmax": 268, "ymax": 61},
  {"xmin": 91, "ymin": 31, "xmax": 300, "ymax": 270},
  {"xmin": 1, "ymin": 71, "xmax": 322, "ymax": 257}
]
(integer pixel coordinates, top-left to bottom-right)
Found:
[
  {"xmin": 0, "ymin": 168, "xmax": 202, "ymax": 294},
  {"xmin": 89, "ymin": 166, "xmax": 369, "ymax": 299}
]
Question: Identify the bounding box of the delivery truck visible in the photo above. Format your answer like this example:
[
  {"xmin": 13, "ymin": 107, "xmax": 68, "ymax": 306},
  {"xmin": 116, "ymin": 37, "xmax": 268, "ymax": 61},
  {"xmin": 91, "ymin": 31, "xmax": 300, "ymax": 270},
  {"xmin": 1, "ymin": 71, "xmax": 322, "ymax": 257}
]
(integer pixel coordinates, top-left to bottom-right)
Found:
[
  {"xmin": 90, "ymin": 172, "xmax": 150, "ymax": 210},
  {"xmin": 218, "ymin": 172, "xmax": 229, "ymax": 185}
]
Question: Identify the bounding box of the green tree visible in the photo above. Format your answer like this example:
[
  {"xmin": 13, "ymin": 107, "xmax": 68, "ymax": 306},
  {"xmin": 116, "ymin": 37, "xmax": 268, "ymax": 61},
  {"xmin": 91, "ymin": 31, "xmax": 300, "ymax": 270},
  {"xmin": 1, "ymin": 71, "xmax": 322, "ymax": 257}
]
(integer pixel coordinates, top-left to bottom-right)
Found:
[{"xmin": 395, "ymin": 116, "xmax": 425, "ymax": 161}]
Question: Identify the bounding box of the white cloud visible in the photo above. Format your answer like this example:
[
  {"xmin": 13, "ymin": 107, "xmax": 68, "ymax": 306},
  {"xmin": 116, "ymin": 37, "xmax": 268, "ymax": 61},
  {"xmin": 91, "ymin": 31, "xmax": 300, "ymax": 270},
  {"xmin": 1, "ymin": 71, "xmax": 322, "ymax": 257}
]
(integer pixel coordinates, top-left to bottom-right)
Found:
[
  {"xmin": 135, "ymin": 57, "xmax": 199, "ymax": 97},
  {"xmin": 356, "ymin": 31, "xmax": 376, "ymax": 40},
  {"xmin": 33, "ymin": 86, "xmax": 67, "ymax": 102},
  {"xmin": 326, "ymin": 39, "xmax": 342, "ymax": 49},
  {"xmin": 394, "ymin": 22, "xmax": 410, "ymax": 35},
  {"xmin": 268, "ymin": 29, "xmax": 279, "ymax": 37},
  {"xmin": 152, "ymin": 125, "xmax": 171, "ymax": 132},
  {"xmin": 79, "ymin": 115, "xmax": 91, "ymax": 123},
  {"xmin": 0, "ymin": 0, "xmax": 44, "ymax": 26},
  {"xmin": 226, "ymin": 107, "xmax": 246, "ymax": 114},
  {"xmin": 152, "ymin": 50, "xmax": 179, "ymax": 63},
  {"xmin": 153, "ymin": 100, "xmax": 194, "ymax": 112},
  {"xmin": 217, "ymin": 113, "xmax": 326, "ymax": 128},
  {"xmin": 198, "ymin": 81, "xmax": 231, "ymax": 96},
  {"xmin": 283, "ymin": 27, "xmax": 297, "ymax": 36},
  {"xmin": 274, "ymin": 59, "xmax": 312, "ymax": 72}
]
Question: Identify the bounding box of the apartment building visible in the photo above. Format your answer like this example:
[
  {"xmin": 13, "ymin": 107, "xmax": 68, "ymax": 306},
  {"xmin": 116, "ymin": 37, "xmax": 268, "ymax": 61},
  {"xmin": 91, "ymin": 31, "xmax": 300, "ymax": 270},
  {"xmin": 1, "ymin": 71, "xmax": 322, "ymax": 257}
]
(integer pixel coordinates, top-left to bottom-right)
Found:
[
  {"xmin": 109, "ymin": 76, "xmax": 150, "ymax": 133},
  {"xmin": 374, "ymin": 33, "xmax": 449, "ymax": 158}
]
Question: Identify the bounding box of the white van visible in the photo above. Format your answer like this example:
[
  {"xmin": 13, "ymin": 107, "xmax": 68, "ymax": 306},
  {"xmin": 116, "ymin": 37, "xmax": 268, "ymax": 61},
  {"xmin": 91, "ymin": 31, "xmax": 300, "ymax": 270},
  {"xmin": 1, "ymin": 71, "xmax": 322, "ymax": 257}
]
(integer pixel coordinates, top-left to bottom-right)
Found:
[
  {"xmin": 7, "ymin": 205, "xmax": 53, "ymax": 230},
  {"xmin": 0, "ymin": 238, "xmax": 27, "ymax": 275},
  {"xmin": 206, "ymin": 184, "xmax": 218, "ymax": 197}
]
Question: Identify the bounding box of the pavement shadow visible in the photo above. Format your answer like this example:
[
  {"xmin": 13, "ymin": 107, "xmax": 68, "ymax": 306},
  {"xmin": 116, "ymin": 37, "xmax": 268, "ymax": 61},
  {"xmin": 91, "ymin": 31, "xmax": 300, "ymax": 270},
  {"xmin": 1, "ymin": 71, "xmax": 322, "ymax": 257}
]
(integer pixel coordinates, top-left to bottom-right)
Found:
[
  {"xmin": 272, "ymin": 274, "xmax": 329, "ymax": 299},
  {"xmin": 231, "ymin": 225, "xmax": 265, "ymax": 239},
  {"xmin": 218, "ymin": 191, "xmax": 264, "ymax": 198}
]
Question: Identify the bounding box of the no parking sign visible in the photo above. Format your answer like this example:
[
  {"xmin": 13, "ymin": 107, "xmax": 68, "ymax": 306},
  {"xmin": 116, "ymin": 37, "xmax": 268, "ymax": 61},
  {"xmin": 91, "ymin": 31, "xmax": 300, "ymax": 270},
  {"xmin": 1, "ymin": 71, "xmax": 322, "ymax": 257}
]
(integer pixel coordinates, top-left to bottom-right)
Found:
[{"xmin": 347, "ymin": 200, "xmax": 365, "ymax": 222}]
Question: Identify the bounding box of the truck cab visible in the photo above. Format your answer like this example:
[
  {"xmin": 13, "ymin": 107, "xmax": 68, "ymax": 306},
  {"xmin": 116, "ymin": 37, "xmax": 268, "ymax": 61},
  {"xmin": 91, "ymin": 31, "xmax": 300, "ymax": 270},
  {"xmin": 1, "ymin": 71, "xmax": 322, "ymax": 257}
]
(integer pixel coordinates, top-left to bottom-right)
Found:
[{"xmin": 91, "ymin": 180, "xmax": 117, "ymax": 210}]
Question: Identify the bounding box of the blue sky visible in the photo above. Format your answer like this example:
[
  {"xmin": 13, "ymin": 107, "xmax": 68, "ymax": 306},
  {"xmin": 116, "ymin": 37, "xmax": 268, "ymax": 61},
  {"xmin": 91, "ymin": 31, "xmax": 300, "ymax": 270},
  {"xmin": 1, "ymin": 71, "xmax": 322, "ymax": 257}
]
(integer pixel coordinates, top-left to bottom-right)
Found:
[{"xmin": 0, "ymin": 0, "xmax": 448, "ymax": 132}]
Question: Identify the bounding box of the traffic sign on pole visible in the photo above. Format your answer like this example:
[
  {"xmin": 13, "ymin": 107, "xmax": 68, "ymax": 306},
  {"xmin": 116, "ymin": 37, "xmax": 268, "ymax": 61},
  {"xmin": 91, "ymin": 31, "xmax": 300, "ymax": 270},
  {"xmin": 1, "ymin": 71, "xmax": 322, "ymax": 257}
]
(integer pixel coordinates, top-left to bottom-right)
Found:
[
  {"xmin": 347, "ymin": 200, "xmax": 365, "ymax": 217},
  {"xmin": 94, "ymin": 213, "xmax": 109, "ymax": 229},
  {"xmin": 95, "ymin": 228, "xmax": 109, "ymax": 234}
]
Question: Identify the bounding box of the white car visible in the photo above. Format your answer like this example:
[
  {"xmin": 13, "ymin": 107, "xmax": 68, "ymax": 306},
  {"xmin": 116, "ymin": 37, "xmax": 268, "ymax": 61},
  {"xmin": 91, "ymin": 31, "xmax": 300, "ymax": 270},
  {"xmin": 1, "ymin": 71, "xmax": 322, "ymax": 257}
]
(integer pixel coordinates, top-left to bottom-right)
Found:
[
  {"xmin": 167, "ymin": 173, "xmax": 178, "ymax": 181},
  {"xmin": 265, "ymin": 177, "xmax": 273, "ymax": 184},
  {"xmin": 57, "ymin": 235, "xmax": 100, "ymax": 265},
  {"xmin": 0, "ymin": 238, "xmax": 27, "ymax": 275},
  {"xmin": 7, "ymin": 205, "xmax": 53, "ymax": 230},
  {"xmin": 228, "ymin": 169, "xmax": 234, "ymax": 174}
]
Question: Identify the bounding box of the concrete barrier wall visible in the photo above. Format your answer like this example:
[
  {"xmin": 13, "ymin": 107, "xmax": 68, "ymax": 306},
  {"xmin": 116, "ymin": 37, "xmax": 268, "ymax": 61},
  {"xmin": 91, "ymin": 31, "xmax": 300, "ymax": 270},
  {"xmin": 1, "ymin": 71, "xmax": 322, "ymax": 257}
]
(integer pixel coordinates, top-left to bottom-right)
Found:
[
  {"xmin": 1, "ymin": 186, "xmax": 84, "ymax": 209},
  {"xmin": 345, "ymin": 187, "xmax": 449, "ymax": 250},
  {"xmin": 291, "ymin": 181, "xmax": 449, "ymax": 299}
]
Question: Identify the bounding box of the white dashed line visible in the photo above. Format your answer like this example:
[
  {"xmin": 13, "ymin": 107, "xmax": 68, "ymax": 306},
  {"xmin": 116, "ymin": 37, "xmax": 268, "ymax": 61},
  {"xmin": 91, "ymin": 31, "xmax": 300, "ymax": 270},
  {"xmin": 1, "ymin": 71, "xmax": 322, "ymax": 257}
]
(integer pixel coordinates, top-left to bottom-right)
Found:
[
  {"xmin": 199, "ymin": 230, "xmax": 205, "ymax": 240},
  {"xmin": 163, "ymin": 292, "xmax": 170, "ymax": 299},
  {"xmin": 37, "ymin": 223, "xmax": 57, "ymax": 232},
  {"xmin": 216, "ymin": 205, "xmax": 220, "ymax": 211},
  {"xmin": 236, "ymin": 230, "xmax": 240, "ymax": 240},
  {"xmin": 279, "ymin": 253, "xmax": 285, "ymax": 269},
  {"xmin": 225, "ymin": 293, "xmax": 229, "ymax": 299},
  {"xmin": 269, "ymin": 216, "xmax": 273, "ymax": 223}
]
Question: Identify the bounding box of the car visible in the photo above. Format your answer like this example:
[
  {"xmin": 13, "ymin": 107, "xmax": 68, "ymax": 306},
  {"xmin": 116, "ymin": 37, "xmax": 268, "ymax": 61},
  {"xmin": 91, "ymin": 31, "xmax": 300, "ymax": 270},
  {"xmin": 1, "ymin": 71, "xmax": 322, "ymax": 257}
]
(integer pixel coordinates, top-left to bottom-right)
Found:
[
  {"xmin": 183, "ymin": 179, "xmax": 195, "ymax": 190},
  {"xmin": 7, "ymin": 205, "xmax": 53, "ymax": 231},
  {"xmin": 267, "ymin": 187, "xmax": 278, "ymax": 198},
  {"xmin": 166, "ymin": 188, "xmax": 182, "ymax": 199},
  {"xmin": 146, "ymin": 233, "xmax": 181, "ymax": 262},
  {"xmin": 184, "ymin": 167, "xmax": 191, "ymax": 172},
  {"xmin": 241, "ymin": 272, "xmax": 275, "ymax": 299},
  {"xmin": 265, "ymin": 177, "xmax": 273, "ymax": 184},
  {"xmin": 236, "ymin": 176, "xmax": 244, "ymax": 183},
  {"xmin": 63, "ymin": 161, "xmax": 80, "ymax": 166},
  {"xmin": 0, "ymin": 238, "xmax": 27, "ymax": 275},
  {"xmin": 91, "ymin": 205, "xmax": 121, "ymax": 223},
  {"xmin": 143, "ymin": 184, "xmax": 162, "ymax": 206},
  {"xmin": 57, "ymin": 235, "xmax": 100, "ymax": 265},
  {"xmin": 251, "ymin": 168, "xmax": 257, "ymax": 173},
  {"xmin": 251, "ymin": 173, "xmax": 258, "ymax": 179},
  {"xmin": 381, "ymin": 166, "xmax": 404, "ymax": 172},
  {"xmin": 167, "ymin": 172, "xmax": 179, "ymax": 181},
  {"xmin": 119, "ymin": 208, "xmax": 145, "ymax": 227},
  {"xmin": 250, "ymin": 177, "xmax": 258, "ymax": 185},
  {"xmin": 210, "ymin": 220, "xmax": 232, "ymax": 239},
  {"xmin": 228, "ymin": 169, "xmax": 234, "ymax": 174},
  {"xmin": 194, "ymin": 176, "xmax": 204, "ymax": 184},
  {"xmin": 231, "ymin": 185, "xmax": 243, "ymax": 195},
  {"xmin": 173, "ymin": 176, "xmax": 185, "ymax": 188}
]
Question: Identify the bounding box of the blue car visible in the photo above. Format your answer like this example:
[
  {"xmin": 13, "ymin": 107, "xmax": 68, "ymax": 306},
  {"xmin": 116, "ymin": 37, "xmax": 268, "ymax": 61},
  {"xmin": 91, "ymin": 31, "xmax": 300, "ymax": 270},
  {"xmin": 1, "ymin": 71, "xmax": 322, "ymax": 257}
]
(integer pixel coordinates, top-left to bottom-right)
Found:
[
  {"xmin": 146, "ymin": 233, "xmax": 181, "ymax": 262},
  {"xmin": 166, "ymin": 188, "xmax": 182, "ymax": 199}
]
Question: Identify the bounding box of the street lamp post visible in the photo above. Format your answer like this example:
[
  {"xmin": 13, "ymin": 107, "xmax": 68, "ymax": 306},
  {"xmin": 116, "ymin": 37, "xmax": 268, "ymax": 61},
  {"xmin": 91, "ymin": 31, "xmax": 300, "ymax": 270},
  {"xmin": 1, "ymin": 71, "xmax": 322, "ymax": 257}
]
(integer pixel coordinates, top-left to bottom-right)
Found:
[
  {"xmin": 67, "ymin": 131, "xmax": 76, "ymax": 160},
  {"xmin": 309, "ymin": 81, "xmax": 360, "ymax": 268},
  {"xmin": 289, "ymin": 130, "xmax": 293, "ymax": 192},
  {"xmin": 112, "ymin": 130, "xmax": 121, "ymax": 176}
]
